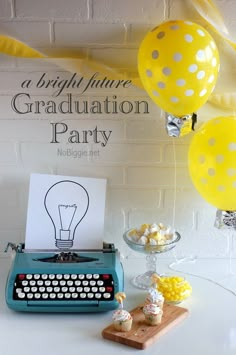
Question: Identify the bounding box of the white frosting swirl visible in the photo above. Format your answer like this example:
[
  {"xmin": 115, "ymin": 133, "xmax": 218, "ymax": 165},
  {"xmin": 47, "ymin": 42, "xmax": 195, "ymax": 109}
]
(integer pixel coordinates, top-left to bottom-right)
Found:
[
  {"xmin": 146, "ymin": 288, "xmax": 164, "ymax": 303},
  {"xmin": 112, "ymin": 309, "xmax": 132, "ymax": 322},
  {"xmin": 143, "ymin": 304, "xmax": 161, "ymax": 315}
]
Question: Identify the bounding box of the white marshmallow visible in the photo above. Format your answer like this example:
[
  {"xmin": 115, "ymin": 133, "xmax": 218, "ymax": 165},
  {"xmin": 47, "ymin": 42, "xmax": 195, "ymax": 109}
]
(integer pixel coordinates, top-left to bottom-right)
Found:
[
  {"xmin": 138, "ymin": 236, "xmax": 148, "ymax": 245},
  {"xmin": 149, "ymin": 238, "xmax": 158, "ymax": 246},
  {"xmin": 149, "ymin": 223, "xmax": 159, "ymax": 233}
]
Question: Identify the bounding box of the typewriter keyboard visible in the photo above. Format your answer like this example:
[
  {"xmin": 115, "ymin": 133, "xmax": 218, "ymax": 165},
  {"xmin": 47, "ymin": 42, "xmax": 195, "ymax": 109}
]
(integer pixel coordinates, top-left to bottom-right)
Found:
[{"xmin": 13, "ymin": 273, "xmax": 114, "ymax": 301}]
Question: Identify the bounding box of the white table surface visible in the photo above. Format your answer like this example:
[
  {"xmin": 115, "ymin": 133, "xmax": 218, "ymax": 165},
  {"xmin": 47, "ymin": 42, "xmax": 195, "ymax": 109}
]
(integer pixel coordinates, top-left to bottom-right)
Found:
[{"xmin": 1, "ymin": 253, "xmax": 236, "ymax": 355}]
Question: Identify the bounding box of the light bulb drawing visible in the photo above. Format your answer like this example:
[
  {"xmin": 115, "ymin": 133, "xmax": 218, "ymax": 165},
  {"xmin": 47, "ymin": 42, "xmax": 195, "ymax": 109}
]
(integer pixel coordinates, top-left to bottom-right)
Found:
[
  {"xmin": 44, "ymin": 180, "xmax": 89, "ymax": 250},
  {"xmin": 58, "ymin": 204, "xmax": 77, "ymax": 240}
]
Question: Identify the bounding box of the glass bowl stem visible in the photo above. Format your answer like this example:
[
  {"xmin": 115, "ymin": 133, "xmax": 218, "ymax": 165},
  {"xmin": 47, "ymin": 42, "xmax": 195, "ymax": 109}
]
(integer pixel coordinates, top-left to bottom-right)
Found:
[{"xmin": 146, "ymin": 254, "xmax": 157, "ymax": 273}]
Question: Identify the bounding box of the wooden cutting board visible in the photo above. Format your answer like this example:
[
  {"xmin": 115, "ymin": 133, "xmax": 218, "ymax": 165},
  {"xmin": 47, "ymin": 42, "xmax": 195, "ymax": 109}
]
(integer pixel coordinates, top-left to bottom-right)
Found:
[{"xmin": 102, "ymin": 303, "xmax": 189, "ymax": 350}]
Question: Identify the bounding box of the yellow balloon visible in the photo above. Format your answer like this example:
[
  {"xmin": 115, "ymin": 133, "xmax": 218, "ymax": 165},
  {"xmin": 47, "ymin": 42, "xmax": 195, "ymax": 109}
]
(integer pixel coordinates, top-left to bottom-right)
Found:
[
  {"xmin": 188, "ymin": 116, "xmax": 236, "ymax": 211},
  {"xmin": 138, "ymin": 20, "xmax": 220, "ymax": 116}
]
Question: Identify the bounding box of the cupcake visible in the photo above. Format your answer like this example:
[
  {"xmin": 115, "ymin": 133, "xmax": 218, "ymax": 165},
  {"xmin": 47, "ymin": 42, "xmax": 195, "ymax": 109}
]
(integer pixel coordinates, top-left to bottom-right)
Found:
[
  {"xmin": 145, "ymin": 288, "xmax": 164, "ymax": 309},
  {"xmin": 143, "ymin": 304, "xmax": 163, "ymax": 326},
  {"xmin": 112, "ymin": 309, "xmax": 133, "ymax": 332}
]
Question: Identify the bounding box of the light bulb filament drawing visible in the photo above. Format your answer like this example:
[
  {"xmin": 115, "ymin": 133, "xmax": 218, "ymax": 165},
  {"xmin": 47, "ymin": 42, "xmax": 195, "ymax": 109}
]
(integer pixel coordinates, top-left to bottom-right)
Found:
[
  {"xmin": 44, "ymin": 180, "xmax": 89, "ymax": 250},
  {"xmin": 58, "ymin": 204, "xmax": 77, "ymax": 241}
]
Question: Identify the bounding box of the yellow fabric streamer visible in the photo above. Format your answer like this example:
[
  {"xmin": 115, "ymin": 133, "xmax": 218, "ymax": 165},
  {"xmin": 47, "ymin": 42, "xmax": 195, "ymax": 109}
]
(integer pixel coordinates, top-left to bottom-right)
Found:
[
  {"xmin": 0, "ymin": 35, "xmax": 44, "ymax": 58},
  {"xmin": 191, "ymin": 0, "xmax": 236, "ymax": 109},
  {"xmin": 1, "ymin": 0, "xmax": 236, "ymax": 109},
  {"xmin": 0, "ymin": 35, "xmax": 143, "ymax": 88},
  {"xmin": 191, "ymin": 0, "xmax": 229, "ymax": 37}
]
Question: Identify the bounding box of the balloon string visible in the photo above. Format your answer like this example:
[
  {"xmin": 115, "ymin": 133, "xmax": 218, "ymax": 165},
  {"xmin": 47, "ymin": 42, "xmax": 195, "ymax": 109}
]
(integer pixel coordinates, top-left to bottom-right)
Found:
[
  {"xmin": 227, "ymin": 231, "xmax": 236, "ymax": 276},
  {"xmin": 164, "ymin": 0, "xmax": 174, "ymax": 230},
  {"xmin": 172, "ymin": 139, "xmax": 177, "ymax": 229}
]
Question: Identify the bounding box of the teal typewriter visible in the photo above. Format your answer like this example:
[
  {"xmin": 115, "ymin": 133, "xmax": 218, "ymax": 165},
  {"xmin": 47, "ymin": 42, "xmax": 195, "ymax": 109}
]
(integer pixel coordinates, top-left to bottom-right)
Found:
[{"xmin": 5, "ymin": 242, "xmax": 124, "ymax": 313}]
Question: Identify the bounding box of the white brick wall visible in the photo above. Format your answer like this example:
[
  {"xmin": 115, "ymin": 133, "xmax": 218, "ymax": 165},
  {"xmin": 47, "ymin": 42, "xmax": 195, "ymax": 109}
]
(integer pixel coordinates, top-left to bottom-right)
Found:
[
  {"xmin": 0, "ymin": 0, "xmax": 235, "ymax": 258},
  {"xmin": 0, "ymin": 1, "xmax": 12, "ymax": 19},
  {"xmin": 92, "ymin": 0, "xmax": 165, "ymax": 23},
  {"xmin": 0, "ymin": 21, "xmax": 50, "ymax": 46},
  {"xmin": 54, "ymin": 23, "xmax": 126, "ymax": 45},
  {"xmin": 15, "ymin": 0, "xmax": 89, "ymax": 20}
]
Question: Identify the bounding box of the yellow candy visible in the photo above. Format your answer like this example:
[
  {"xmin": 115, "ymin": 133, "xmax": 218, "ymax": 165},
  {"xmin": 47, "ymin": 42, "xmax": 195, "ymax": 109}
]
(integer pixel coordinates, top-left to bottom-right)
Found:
[
  {"xmin": 148, "ymin": 231, "xmax": 158, "ymax": 239},
  {"xmin": 140, "ymin": 223, "xmax": 150, "ymax": 232},
  {"xmin": 128, "ymin": 229, "xmax": 137, "ymax": 237},
  {"xmin": 157, "ymin": 275, "xmax": 192, "ymax": 303}
]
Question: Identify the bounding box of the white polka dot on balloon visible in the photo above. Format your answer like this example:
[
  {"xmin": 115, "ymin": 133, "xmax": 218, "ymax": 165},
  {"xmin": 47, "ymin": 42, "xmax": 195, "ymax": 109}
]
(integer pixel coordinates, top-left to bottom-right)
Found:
[
  {"xmin": 199, "ymin": 155, "xmax": 205, "ymax": 164},
  {"xmin": 216, "ymin": 154, "xmax": 224, "ymax": 163},
  {"xmin": 170, "ymin": 24, "xmax": 180, "ymax": 30},
  {"xmin": 229, "ymin": 142, "xmax": 236, "ymax": 151},
  {"xmin": 208, "ymin": 74, "xmax": 214, "ymax": 83},
  {"xmin": 212, "ymin": 57, "xmax": 217, "ymax": 66},
  {"xmin": 197, "ymin": 70, "xmax": 205, "ymax": 79},
  {"xmin": 188, "ymin": 64, "xmax": 198, "ymax": 73},
  {"xmin": 185, "ymin": 21, "xmax": 193, "ymax": 25},
  {"xmin": 185, "ymin": 89, "xmax": 194, "ymax": 96},
  {"xmin": 173, "ymin": 53, "xmax": 182, "ymax": 62},
  {"xmin": 157, "ymin": 31, "xmax": 165, "ymax": 39},
  {"xmin": 185, "ymin": 34, "xmax": 193, "ymax": 42},
  {"xmin": 196, "ymin": 50, "xmax": 205, "ymax": 61},
  {"xmin": 176, "ymin": 79, "xmax": 186, "ymax": 86},
  {"xmin": 158, "ymin": 82, "xmax": 165, "ymax": 89},
  {"xmin": 227, "ymin": 168, "xmax": 236, "ymax": 176},
  {"xmin": 170, "ymin": 96, "xmax": 179, "ymax": 103},
  {"xmin": 201, "ymin": 177, "xmax": 207, "ymax": 184},
  {"xmin": 208, "ymin": 137, "xmax": 216, "ymax": 146},
  {"xmin": 210, "ymin": 41, "xmax": 216, "ymax": 49},
  {"xmin": 199, "ymin": 88, "xmax": 207, "ymax": 97},
  {"xmin": 162, "ymin": 67, "xmax": 171, "ymax": 76},
  {"xmin": 208, "ymin": 168, "xmax": 216, "ymax": 176},
  {"xmin": 146, "ymin": 69, "xmax": 152, "ymax": 77},
  {"xmin": 217, "ymin": 185, "xmax": 225, "ymax": 192},
  {"xmin": 197, "ymin": 29, "xmax": 205, "ymax": 36},
  {"xmin": 152, "ymin": 50, "xmax": 159, "ymax": 59}
]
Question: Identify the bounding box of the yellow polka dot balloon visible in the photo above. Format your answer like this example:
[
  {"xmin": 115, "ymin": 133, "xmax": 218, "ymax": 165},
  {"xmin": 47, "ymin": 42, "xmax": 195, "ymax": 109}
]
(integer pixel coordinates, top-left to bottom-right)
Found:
[
  {"xmin": 188, "ymin": 116, "xmax": 236, "ymax": 211},
  {"xmin": 138, "ymin": 20, "xmax": 220, "ymax": 116}
]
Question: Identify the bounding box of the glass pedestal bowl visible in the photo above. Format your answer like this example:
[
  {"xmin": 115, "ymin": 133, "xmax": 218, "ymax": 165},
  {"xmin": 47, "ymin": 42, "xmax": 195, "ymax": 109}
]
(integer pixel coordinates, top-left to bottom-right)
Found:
[{"xmin": 123, "ymin": 229, "xmax": 181, "ymax": 290}]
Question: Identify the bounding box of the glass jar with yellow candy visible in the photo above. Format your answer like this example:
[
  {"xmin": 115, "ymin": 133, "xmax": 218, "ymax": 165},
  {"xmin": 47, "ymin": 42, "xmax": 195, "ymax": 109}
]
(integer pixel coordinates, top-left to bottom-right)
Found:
[{"xmin": 157, "ymin": 275, "xmax": 192, "ymax": 304}]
